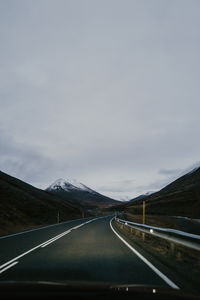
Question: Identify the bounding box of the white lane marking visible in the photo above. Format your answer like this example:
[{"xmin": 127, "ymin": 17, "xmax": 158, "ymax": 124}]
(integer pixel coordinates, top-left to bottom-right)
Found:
[
  {"xmin": 0, "ymin": 222, "xmax": 85, "ymax": 270},
  {"xmin": 41, "ymin": 230, "xmax": 71, "ymax": 248},
  {"xmin": 0, "ymin": 216, "xmax": 101, "ymax": 274},
  {"xmin": 0, "ymin": 239, "xmax": 55, "ymax": 271},
  {"xmin": 40, "ymin": 230, "xmax": 72, "ymax": 247},
  {"xmin": 0, "ymin": 217, "xmax": 95, "ymax": 240},
  {"xmin": 110, "ymin": 218, "xmax": 179, "ymax": 290},
  {"xmin": 0, "ymin": 261, "xmax": 19, "ymax": 274}
]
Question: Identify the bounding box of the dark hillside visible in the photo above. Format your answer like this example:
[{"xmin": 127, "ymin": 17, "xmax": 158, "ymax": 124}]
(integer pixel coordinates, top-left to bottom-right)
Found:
[
  {"xmin": 0, "ymin": 171, "xmax": 81, "ymax": 235},
  {"xmin": 46, "ymin": 179, "xmax": 121, "ymax": 208},
  {"xmin": 125, "ymin": 167, "xmax": 200, "ymax": 218}
]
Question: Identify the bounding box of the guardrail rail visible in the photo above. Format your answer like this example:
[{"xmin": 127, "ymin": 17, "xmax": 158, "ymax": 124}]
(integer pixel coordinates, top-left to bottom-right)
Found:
[{"xmin": 113, "ymin": 217, "xmax": 200, "ymax": 267}]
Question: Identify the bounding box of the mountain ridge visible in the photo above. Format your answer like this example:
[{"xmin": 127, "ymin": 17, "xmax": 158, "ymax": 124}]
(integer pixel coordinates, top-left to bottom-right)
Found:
[
  {"xmin": 47, "ymin": 178, "xmax": 97, "ymax": 194},
  {"xmin": 125, "ymin": 166, "xmax": 200, "ymax": 217},
  {"xmin": 46, "ymin": 178, "xmax": 121, "ymax": 208},
  {"xmin": 0, "ymin": 170, "xmax": 82, "ymax": 235}
]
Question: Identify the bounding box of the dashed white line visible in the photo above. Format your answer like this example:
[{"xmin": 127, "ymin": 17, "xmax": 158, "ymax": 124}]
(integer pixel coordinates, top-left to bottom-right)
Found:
[
  {"xmin": 0, "ymin": 217, "xmax": 89, "ymax": 240},
  {"xmin": 0, "ymin": 216, "xmax": 101, "ymax": 274},
  {"xmin": 41, "ymin": 230, "xmax": 71, "ymax": 248}
]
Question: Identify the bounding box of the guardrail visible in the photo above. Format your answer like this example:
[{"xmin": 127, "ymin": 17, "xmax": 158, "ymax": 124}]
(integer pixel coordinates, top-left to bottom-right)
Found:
[
  {"xmin": 114, "ymin": 217, "xmax": 200, "ymax": 260},
  {"xmin": 113, "ymin": 217, "xmax": 200, "ymax": 289},
  {"xmin": 115, "ymin": 217, "xmax": 200, "ymax": 251}
]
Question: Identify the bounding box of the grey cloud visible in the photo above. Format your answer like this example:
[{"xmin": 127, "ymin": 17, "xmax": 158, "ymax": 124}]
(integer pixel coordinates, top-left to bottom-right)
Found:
[
  {"xmin": 159, "ymin": 169, "xmax": 182, "ymax": 176},
  {"xmin": 135, "ymin": 161, "xmax": 200, "ymax": 195},
  {"xmin": 97, "ymin": 179, "xmax": 135, "ymax": 193},
  {"xmin": 0, "ymin": 129, "xmax": 70, "ymax": 187},
  {"xmin": 0, "ymin": 0, "xmax": 200, "ymax": 199}
]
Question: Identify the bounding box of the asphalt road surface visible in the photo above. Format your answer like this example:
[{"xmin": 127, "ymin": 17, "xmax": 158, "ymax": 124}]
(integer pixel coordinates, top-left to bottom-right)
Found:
[{"xmin": 0, "ymin": 215, "xmax": 179, "ymax": 289}]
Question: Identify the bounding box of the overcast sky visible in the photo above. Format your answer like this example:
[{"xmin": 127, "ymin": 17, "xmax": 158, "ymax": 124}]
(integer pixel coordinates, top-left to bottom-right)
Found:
[{"xmin": 0, "ymin": 0, "xmax": 200, "ymax": 200}]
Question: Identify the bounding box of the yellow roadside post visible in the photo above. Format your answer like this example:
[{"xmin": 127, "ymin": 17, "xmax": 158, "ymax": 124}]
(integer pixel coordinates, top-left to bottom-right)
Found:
[{"xmin": 143, "ymin": 200, "xmax": 145, "ymax": 224}]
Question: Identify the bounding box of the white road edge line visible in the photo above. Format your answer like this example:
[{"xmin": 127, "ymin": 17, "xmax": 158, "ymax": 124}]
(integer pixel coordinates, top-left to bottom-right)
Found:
[
  {"xmin": 110, "ymin": 218, "xmax": 179, "ymax": 290},
  {"xmin": 0, "ymin": 261, "xmax": 19, "ymax": 274},
  {"xmin": 0, "ymin": 216, "xmax": 101, "ymax": 273}
]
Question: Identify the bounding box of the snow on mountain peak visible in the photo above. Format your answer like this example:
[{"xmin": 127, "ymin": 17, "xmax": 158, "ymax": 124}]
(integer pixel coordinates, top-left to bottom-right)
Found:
[
  {"xmin": 145, "ymin": 191, "xmax": 155, "ymax": 196},
  {"xmin": 47, "ymin": 178, "xmax": 93, "ymax": 193},
  {"xmin": 178, "ymin": 162, "xmax": 200, "ymax": 177},
  {"xmin": 65, "ymin": 178, "xmax": 88, "ymax": 190}
]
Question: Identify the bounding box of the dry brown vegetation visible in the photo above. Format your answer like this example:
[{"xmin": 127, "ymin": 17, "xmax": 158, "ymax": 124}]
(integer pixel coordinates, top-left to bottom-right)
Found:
[
  {"xmin": 0, "ymin": 171, "xmax": 82, "ymax": 235},
  {"xmin": 125, "ymin": 168, "xmax": 200, "ymax": 219}
]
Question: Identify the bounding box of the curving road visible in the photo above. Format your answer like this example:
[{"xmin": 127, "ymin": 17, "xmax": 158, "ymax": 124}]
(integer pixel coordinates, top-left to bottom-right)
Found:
[{"xmin": 0, "ymin": 216, "xmax": 179, "ymax": 288}]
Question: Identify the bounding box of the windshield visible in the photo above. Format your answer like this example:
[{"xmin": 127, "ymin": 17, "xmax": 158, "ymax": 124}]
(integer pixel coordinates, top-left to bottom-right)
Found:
[{"xmin": 0, "ymin": 0, "xmax": 200, "ymax": 297}]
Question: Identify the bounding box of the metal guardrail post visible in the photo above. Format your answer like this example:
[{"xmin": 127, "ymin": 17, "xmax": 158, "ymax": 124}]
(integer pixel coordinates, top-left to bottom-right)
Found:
[
  {"xmin": 170, "ymin": 242, "xmax": 175, "ymax": 256},
  {"xmin": 114, "ymin": 218, "xmax": 200, "ymax": 254}
]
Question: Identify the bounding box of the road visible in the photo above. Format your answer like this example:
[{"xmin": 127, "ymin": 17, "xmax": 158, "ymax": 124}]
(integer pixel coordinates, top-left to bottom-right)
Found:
[{"xmin": 0, "ymin": 215, "xmax": 179, "ymax": 288}]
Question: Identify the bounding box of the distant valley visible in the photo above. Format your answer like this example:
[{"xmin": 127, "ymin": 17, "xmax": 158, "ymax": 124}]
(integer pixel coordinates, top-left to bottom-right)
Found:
[
  {"xmin": 0, "ymin": 171, "xmax": 120, "ymax": 236},
  {"xmin": 1, "ymin": 165, "xmax": 200, "ymax": 236},
  {"xmin": 46, "ymin": 178, "xmax": 121, "ymax": 209}
]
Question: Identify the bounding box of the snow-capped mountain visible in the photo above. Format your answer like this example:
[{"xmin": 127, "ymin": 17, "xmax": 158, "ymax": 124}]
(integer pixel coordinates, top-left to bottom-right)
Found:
[
  {"xmin": 180, "ymin": 161, "xmax": 200, "ymax": 176},
  {"xmin": 46, "ymin": 178, "xmax": 121, "ymax": 207},
  {"xmin": 47, "ymin": 178, "xmax": 94, "ymax": 193},
  {"xmin": 0, "ymin": 171, "xmax": 81, "ymax": 235}
]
